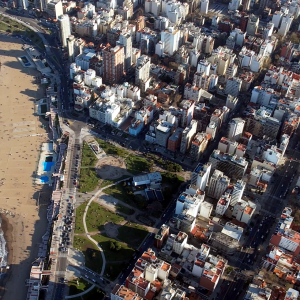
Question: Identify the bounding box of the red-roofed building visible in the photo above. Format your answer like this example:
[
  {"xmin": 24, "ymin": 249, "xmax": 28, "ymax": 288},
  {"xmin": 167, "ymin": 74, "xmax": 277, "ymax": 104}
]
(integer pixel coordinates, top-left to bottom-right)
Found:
[{"xmin": 269, "ymin": 230, "xmax": 300, "ymax": 256}]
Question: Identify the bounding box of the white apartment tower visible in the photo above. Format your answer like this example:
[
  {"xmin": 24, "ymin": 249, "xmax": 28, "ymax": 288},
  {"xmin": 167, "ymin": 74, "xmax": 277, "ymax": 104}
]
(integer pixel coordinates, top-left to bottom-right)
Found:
[
  {"xmin": 200, "ymin": 0, "xmax": 209, "ymax": 14},
  {"xmin": 207, "ymin": 169, "xmax": 230, "ymax": 199},
  {"xmin": 58, "ymin": 14, "xmax": 71, "ymax": 48},
  {"xmin": 47, "ymin": 0, "xmax": 63, "ymax": 19},
  {"xmin": 118, "ymin": 31, "xmax": 132, "ymax": 70},
  {"xmin": 135, "ymin": 55, "xmax": 150, "ymax": 86},
  {"xmin": 160, "ymin": 27, "xmax": 180, "ymax": 56},
  {"xmin": 278, "ymin": 15, "xmax": 294, "ymax": 37},
  {"xmin": 180, "ymin": 120, "xmax": 197, "ymax": 154},
  {"xmin": 19, "ymin": 0, "xmax": 28, "ymax": 9},
  {"xmin": 191, "ymin": 163, "xmax": 212, "ymax": 191},
  {"xmin": 272, "ymin": 11, "xmax": 283, "ymax": 28},
  {"xmin": 231, "ymin": 180, "xmax": 246, "ymax": 206},
  {"xmin": 246, "ymin": 14, "xmax": 259, "ymax": 35},
  {"xmin": 228, "ymin": 0, "xmax": 240, "ymax": 11},
  {"xmin": 225, "ymin": 77, "xmax": 242, "ymax": 97},
  {"xmin": 227, "ymin": 118, "xmax": 245, "ymax": 141},
  {"xmin": 197, "ymin": 60, "xmax": 211, "ymax": 76},
  {"xmin": 67, "ymin": 35, "xmax": 75, "ymax": 62}
]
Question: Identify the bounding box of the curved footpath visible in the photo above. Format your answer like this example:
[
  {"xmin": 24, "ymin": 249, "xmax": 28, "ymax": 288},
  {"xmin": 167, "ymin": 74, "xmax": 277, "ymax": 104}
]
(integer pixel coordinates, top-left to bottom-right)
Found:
[{"xmin": 82, "ymin": 178, "xmax": 131, "ymax": 276}]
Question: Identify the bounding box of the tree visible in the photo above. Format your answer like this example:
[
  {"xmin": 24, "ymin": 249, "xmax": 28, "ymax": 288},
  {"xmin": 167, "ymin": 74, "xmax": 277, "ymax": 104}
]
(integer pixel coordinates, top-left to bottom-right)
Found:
[
  {"xmin": 115, "ymin": 242, "xmax": 122, "ymax": 251},
  {"xmin": 110, "ymin": 241, "xmax": 115, "ymax": 250}
]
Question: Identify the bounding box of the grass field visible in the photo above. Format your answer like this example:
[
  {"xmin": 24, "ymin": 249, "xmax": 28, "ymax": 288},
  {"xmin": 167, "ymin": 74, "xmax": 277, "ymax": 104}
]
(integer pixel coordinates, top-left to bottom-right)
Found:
[
  {"xmin": 125, "ymin": 155, "xmax": 151, "ymax": 175},
  {"xmin": 97, "ymin": 139, "xmax": 128, "ymax": 158},
  {"xmin": 99, "ymin": 175, "xmax": 131, "ymax": 189},
  {"xmin": 68, "ymin": 278, "xmax": 91, "ymax": 296},
  {"xmin": 117, "ymin": 222, "xmax": 148, "ymax": 248},
  {"xmin": 73, "ymin": 236, "xmax": 103, "ymax": 273},
  {"xmin": 81, "ymin": 142, "xmax": 98, "ymax": 167},
  {"xmin": 85, "ymin": 202, "xmax": 125, "ymax": 232},
  {"xmin": 115, "ymin": 203, "xmax": 135, "ymax": 215},
  {"xmin": 0, "ymin": 16, "xmax": 44, "ymax": 49},
  {"xmin": 93, "ymin": 234, "xmax": 135, "ymax": 261},
  {"xmin": 102, "ymin": 183, "xmax": 135, "ymax": 206},
  {"xmin": 75, "ymin": 202, "xmax": 87, "ymax": 234},
  {"xmin": 97, "ymin": 139, "xmax": 150, "ymax": 175},
  {"xmin": 79, "ymin": 168, "xmax": 100, "ymax": 193},
  {"xmin": 79, "ymin": 142, "xmax": 100, "ymax": 192}
]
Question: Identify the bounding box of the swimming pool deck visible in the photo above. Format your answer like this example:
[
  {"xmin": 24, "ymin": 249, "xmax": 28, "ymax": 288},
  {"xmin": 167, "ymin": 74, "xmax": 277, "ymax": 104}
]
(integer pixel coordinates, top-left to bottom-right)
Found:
[{"xmin": 36, "ymin": 142, "xmax": 57, "ymax": 185}]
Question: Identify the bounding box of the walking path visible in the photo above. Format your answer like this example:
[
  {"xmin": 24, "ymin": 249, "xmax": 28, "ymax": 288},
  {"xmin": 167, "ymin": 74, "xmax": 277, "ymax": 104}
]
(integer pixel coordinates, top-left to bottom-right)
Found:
[{"xmin": 82, "ymin": 178, "xmax": 131, "ymax": 276}]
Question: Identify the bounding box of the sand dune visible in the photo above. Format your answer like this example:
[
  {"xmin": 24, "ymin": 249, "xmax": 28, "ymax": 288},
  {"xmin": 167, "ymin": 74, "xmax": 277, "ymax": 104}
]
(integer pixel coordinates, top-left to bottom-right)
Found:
[{"xmin": 0, "ymin": 35, "xmax": 51, "ymax": 300}]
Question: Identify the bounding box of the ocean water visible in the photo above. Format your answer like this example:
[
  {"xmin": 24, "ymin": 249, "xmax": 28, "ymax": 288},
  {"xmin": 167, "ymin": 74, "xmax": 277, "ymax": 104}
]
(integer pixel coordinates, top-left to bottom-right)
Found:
[{"xmin": 0, "ymin": 217, "xmax": 8, "ymax": 268}]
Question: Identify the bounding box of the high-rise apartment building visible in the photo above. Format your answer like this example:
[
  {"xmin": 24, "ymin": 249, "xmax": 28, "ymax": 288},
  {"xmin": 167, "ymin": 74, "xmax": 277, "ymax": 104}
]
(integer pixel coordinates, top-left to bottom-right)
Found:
[
  {"xmin": 227, "ymin": 118, "xmax": 245, "ymax": 141},
  {"xmin": 135, "ymin": 55, "xmax": 150, "ymax": 86},
  {"xmin": 191, "ymin": 163, "xmax": 211, "ymax": 191},
  {"xmin": 58, "ymin": 14, "xmax": 71, "ymax": 48},
  {"xmin": 180, "ymin": 120, "xmax": 197, "ymax": 154},
  {"xmin": 246, "ymin": 14, "xmax": 259, "ymax": 35},
  {"xmin": 225, "ymin": 77, "xmax": 242, "ymax": 97},
  {"xmin": 207, "ymin": 170, "xmax": 230, "ymax": 199},
  {"xmin": 200, "ymin": 0, "xmax": 209, "ymax": 13},
  {"xmin": 67, "ymin": 35, "xmax": 75, "ymax": 62},
  {"xmin": 47, "ymin": 0, "xmax": 63, "ymax": 19},
  {"xmin": 103, "ymin": 44, "xmax": 125, "ymax": 85},
  {"xmin": 19, "ymin": 0, "xmax": 28, "ymax": 9},
  {"xmin": 190, "ymin": 132, "xmax": 210, "ymax": 161},
  {"xmin": 278, "ymin": 14, "xmax": 294, "ymax": 37},
  {"xmin": 118, "ymin": 31, "xmax": 132, "ymax": 70},
  {"xmin": 179, "ymin": 100, "xmax": 195, "ymax": 128}
]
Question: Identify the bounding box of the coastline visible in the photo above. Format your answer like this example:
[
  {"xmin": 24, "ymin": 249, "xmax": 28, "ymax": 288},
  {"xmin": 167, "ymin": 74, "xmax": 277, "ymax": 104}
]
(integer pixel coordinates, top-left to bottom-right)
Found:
[
  {"xmin": 0, "ymin": 35, "xmax": 50, "ymax": 300},
  {"xmin": 0, "ymin": 214, "xmax": 13, "ymax": 299}
]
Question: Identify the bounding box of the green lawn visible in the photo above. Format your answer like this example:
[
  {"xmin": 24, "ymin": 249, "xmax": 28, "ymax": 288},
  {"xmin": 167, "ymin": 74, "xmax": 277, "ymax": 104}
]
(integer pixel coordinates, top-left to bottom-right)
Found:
[
  {"xmin": 68, "ymin": 278, "xmax": 91, "ymax": 296},
  {"xmin": 125, "ymin": 155, "xmax": 151, "ymax": 175},
  {"xmin": 100, "ymin": 175, "xmax": 131, "ymax": 189},
  {"xmin": 161, "ymin": 172, "xmax": 184, "ymax": 184},
  {"xmin": 73, "ymin": 236, "xmax": 103, "ymax": 273},
  {"xmin": 102, "ymin": 182, "xmax": 135, "ymax": 206},
  {"xmin": 100, "ymin": 179, "xmax": 114, "ymax": 189},
  {"xmin": 115, "ymin": 203, "xmax": 135, "ymax": 215},
  {"xmin": 117, "ymin": 222, "xmax": 148, "ymax": 248},
  {"xmin": 93, "ymin": 234, "xmax": 135, "ymax": 261},
  {"xmin": 79, "ymin": 168, "xmax": 100, "ymax": 193},
  {"xmin": 82, "ymin": 142, "xmax": 98, "ymax": 167},
  {"xmin": 75, "ymin": 202, "xmax": 87, "ymax": 234},
  {"xmin": 0, "ymin": 17, "xmax": 44, "ymax": 49},
  {"xmin": 105, "ymin": 262, "xmax": 127, "ymax": 280},
  {"xmin": 97, "ymin": 139, "xmax": 128, "ymax": 158},
  {"xmin": 103, "ymin": 183, "xmax": 148, "ymax": 209},
  {"xmin": 85, "ymin": 202, "xmax": 125, "ymax": 232}
]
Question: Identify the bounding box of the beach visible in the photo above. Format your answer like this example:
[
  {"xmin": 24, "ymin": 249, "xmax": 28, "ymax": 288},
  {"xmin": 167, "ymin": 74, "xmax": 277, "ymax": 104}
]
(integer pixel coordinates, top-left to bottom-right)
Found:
[{"xmin": 0, "ymin": 35, "xmax": 51, "ymax": 300}]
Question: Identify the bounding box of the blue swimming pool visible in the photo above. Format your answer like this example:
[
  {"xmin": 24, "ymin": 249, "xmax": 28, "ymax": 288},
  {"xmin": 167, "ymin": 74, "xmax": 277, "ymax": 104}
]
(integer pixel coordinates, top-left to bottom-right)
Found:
[
  {"xmin": 40, "ymin": 176, "xmax": 49, "ymax": 183},
  {"xmin": 43, "ymin": 161, "xmax": 55, "ymax": 171}
]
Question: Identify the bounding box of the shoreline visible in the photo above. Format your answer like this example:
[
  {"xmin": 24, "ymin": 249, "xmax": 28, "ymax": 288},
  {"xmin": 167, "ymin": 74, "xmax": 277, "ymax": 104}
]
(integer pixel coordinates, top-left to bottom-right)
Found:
[
  {"xmin": 0, "ymin": 214, "xmax": 13, "ymax": 298},
  {"xmin": 0, "ymin": 35, "xmax": 51, "ymax": 300}
]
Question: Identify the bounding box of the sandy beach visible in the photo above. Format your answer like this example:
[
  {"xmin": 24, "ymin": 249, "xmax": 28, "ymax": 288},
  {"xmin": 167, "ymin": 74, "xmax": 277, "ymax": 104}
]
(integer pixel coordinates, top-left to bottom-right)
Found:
[{"xmin": 0, "ymin": 35, "xmax": 51, "ymax": 300}]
